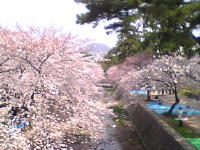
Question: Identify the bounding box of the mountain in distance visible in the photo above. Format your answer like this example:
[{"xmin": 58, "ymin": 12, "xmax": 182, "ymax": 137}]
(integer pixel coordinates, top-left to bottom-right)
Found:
[{"xmin": 85, "ymin": 43, "xmax": 111, "ymax": 56}]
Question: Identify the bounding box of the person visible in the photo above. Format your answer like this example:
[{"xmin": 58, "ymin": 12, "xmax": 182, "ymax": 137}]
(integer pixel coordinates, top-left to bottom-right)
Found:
[
  {"xmin": 161, "ymin": 88, "xmax": 164, "ymax": 95},
  {"xmin": 177, "ymin": 107, "xmax": 183, "ymax": 126},
  {"xmin": 155, "ymin": 96, "xmax": 159, "ymax": 101},
  {"xmin": 196, "ymin": 92, "xmax": 200, "ymax": 103},
  {"xmin": 169, "ymin": 88, "xmax": 172, "ymax": 95}
]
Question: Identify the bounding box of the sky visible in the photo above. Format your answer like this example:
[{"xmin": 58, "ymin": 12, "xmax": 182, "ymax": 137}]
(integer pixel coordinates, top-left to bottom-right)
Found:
[
  {"xmin": 0, "ymin": 0, "xmax": 118, "ymax": 47},
  {"xmin": 0, "ymin": 0, "xmax": 199, "ymax": 48}
]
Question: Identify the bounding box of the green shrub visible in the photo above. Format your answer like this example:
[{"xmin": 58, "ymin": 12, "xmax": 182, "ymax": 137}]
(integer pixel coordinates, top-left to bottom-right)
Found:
[
  {"xmin": 99, "ymin": 61, "xmax": 113, "ymax": 72},
  {"xmin": 179, "ymin": 88, "xmax": 199, "ymax": 99},
  {"xmin": 99, "ymin": 56, "xmax": 124, "ymax": 72},
  {"xmin": 109, "ymin": 105, "xmax": 127, "ymax": 117},
  {"xmin": 109, "ymin": 105, "xmax": 128, "ymax": 126},
  {"xmin": 115, "ymin": 118, "xmax": 125, "ymax": 126}
]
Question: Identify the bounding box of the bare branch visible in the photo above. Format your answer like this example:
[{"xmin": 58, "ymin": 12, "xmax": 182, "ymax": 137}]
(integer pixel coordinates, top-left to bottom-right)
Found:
[
  {"xmin": 0, "ymin": 58, "xmax": 10, "ymax": 67},
  {"xmin": 38, "ymin": 53, "xmax": 53, "ymax": 72},
  {"xmin": 22, "ymin": 53, "xmax": 53, "ymax": 75},
  {"xmin": 22, "ymin": 54, "xmax": 40, "ymax": 74}
]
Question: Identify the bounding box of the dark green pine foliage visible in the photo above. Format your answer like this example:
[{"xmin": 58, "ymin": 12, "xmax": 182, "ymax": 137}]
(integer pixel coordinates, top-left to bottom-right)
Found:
[
  {"xmin": 75, "ymin": 0, "xmax": 139, "ymax": 25},
  {"xmin": 74, "ymin": 0, "xmax": 200, "ymax": 58},
  {"xmin": 142, "ymin": 0, "xmax": 200, "ymax": 56},
  {"xmin": 106, "ymin": 12, "xmax": 143, "ymax": 60}
]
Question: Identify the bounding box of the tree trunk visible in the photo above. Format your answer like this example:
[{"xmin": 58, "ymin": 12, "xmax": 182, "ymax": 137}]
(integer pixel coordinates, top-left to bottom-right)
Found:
[
  {"xmin": 147, "ymin": 89, "xmax": 151, "ymax": 101},
  {"xmin": 30, "ymin": 92, "xmax": 35, "ymax": 105},
  {"xmin": 168, "ymin": 90, "xmax": 180, "ymax": 114}
]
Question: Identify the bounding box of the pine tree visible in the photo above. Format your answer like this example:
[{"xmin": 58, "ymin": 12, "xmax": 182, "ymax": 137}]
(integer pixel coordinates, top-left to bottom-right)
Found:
[{"xmin": 74, "ymin": 0, "xmax": 200, "ymax": 57}]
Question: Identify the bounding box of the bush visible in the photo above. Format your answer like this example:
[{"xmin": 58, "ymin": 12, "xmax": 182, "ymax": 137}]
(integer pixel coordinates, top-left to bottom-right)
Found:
[
  {"xmin": 99, "ymin": 61, "xmax": 113, "ymax": 72},
  {"xmin": 109, "ymin": 105, "xmax": 127, "ymax": 117},
  {"xmin": 179, "ymin": 88, "xmax": 199, "ymax": 99},
  {"xmin": 109, "ymin": 105, "xmax": 128, "ymax": 126},
  {"xmin": 99, "ymin": 56, "xmax": 124, "ymax": 72}
]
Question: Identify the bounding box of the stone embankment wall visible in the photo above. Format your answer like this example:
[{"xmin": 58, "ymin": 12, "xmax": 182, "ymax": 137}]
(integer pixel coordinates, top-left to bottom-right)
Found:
[{"xmin": 127, "ymin": 104, "xmax": 196, "ymax": 150}]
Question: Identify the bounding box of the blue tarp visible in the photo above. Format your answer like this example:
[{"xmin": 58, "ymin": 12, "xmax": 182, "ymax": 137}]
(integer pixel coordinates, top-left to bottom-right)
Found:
[
  {"xmin": 130, "ymin": 90, "xmax": 147, "ymax": 95},
  {"xmin": 147, "ymin": 102, "xmax": 200, "ymax": 115},
  {"xmin": 17, "ymin": 122, "xmax": 27, "ymax": 129},
  {"xmin": 8, "ymin": 121, "xmax": 29, "ymax": 134}
]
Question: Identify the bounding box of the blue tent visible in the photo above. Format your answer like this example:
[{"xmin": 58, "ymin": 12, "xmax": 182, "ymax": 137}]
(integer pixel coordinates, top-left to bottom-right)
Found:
[
  {"xmin": 130, "ymin": 89, "xmax": 147, "ymax": 95},
  {"xmin": 147, "ymin": 102, "xmax": 200, "ymax": 115}
]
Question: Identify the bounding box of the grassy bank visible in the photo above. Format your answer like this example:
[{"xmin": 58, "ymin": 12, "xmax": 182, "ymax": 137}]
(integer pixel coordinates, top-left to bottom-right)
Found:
[{"xmin": 162, "ymin": 115, "xmax": 200, "ymax": 138}]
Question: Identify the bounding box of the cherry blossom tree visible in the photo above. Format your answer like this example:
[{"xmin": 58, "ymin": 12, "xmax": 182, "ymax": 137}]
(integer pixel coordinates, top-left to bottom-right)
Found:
[
  {"xmin": 106, "ymin": 52, "xmax": 153, "ymax": 102},
  {"xmin": 143, "ymin": 56, "xmax": 186, "ymax": 113},
  {"xmin": 184, "ymin": 55, "xmax": 200, "ymax": 82},
  {"xmin": 106, "ymin": 51, "xmax": 200, "ymax": 113},
  {"xmin": 0, "ymin": 26, "xmax": 107, "ymax": 149},
  {"xmin": 133, "ymin": 55, "xmax": 200, "ymax": 113}
]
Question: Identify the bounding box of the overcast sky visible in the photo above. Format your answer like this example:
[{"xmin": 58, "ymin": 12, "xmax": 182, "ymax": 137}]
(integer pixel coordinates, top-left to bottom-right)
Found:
[{"xmin": 0, "ymin": 0, "xmax": 118, "ymax": 47}]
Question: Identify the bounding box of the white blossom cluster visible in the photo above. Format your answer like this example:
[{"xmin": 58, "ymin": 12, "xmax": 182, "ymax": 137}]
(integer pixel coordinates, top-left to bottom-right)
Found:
[
  {"xmin": 107, "ymin": 52, "xmax": 200, "ymax": 105},
  {"xmin": 0, "ymin": 26, "xmax": 112, "ymax": 149}
]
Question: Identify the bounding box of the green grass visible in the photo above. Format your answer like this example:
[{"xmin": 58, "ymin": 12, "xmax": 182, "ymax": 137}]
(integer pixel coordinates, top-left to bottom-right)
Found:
[
  {"xmin": 162, "ymin": 115, "xmax": 200, "ymax": 138},
  {"xmin": 115, "ymin": 118, "xmax": 126, "ymax": 126},
  {"xmin": 1, "ymin": 121, "xmax": 8, "ymax": 125},
  {"xmin": 187, "ymin": 138, "xmax": 200, "ymax": 150},
  {"xmin": 105, "ymin": 88, "xmax": 115, "ymax": 93},
  {"xmin": 161, "ymin": 101, "xmax": 200, "ymax": 149},
  {"xmin": 109, "ymin": 105, "xmax": 127, "ymax": 117},
  {"xmin": 109, "ymin": 105, "xmax": 128, "ymax": 126},
  {"xmin": 179, "ymin": 88, "xmax": 199, "ymax": 99}
]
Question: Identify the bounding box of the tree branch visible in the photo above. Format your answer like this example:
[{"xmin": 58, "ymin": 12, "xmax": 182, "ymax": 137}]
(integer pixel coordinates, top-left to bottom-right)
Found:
[
  {"xmin": 151, "ymin": 78, "xmax": 173, "ymax": 89},
  {"xmin": 0, "ymin": 58, "xmax": 10, "ymax": 67},
  {"xmin": 22, "ymin": 53, "xmax": 53, "ymax": 75},
  {"xmin": 23, "ymin": 54, "xmax": 40, "ymax": 74},
  {"xmin": 38, "ymin": 53, "xmax": 53, "ymax": 72},
  {"xmin": 185, "ymin": 72, "xmax": 200, "ymax": 82}
]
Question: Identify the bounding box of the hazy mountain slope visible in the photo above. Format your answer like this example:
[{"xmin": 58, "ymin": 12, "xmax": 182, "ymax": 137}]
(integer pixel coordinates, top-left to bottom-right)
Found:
[{"xmin": 85, "ymin": 43, "xmax": 111, "ymax": 56}]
